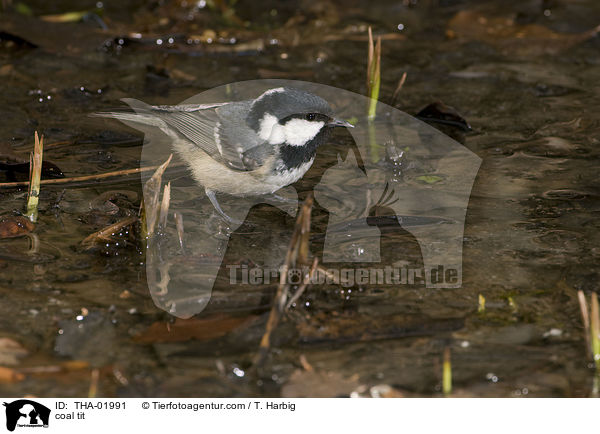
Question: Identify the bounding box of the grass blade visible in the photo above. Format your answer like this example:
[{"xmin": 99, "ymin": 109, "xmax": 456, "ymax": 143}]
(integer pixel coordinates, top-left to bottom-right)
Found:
[{"xmin": 25, "ymin": 132, "xmax": 43, "ymax": 222}]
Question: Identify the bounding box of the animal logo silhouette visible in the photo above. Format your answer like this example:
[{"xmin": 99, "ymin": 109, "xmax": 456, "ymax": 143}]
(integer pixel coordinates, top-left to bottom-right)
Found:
[
  {"xmin": 100, "ymin": 80, "xmax": 480, "ymax": 318},
  {"xmin": 3, "ymin": 400, "xmax": 50, "ymax": 432}
]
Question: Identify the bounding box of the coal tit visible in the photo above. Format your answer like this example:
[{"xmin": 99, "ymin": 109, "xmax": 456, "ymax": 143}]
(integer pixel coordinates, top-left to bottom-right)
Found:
[{"xmin": 94, "ymin": 87, "xmax": 353, "ymax": 222}]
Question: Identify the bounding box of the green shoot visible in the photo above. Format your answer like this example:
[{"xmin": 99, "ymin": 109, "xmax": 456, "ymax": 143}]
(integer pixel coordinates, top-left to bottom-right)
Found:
[
  {"xmin": 366, "ymin": 27, "xmax": 381, "ymax": 121},
  {"xmin": 443, "ymin": 346, "xmax": 452, "ymax": 396},
  {"xmin": 478, "ymin": 293, "xmax": 486, "ymax": 313},
  {"xmin": 25, "ymin": 132, "xmax": 43, "ymax": 223}
]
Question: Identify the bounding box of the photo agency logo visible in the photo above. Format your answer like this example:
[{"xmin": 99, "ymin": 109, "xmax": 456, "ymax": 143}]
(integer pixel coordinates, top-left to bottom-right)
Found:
[
  {"xmin": 3, "ymin": 400, "xmax": 50, "ymax": 431},
  {"xmin": 96, "ymin": 80, "xmax": 481, "ymax": 318}
]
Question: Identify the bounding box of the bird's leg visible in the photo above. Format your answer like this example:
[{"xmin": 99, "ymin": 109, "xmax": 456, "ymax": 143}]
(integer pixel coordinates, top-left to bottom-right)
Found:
[{"xmin": 205, "ymin": 188, "xmax": 243, "ymax": 225}]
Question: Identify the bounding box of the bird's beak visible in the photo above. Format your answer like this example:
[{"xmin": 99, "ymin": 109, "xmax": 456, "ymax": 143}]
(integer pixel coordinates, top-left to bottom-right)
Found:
[{"xmin": 328, "ymin": 118, "xmax": 355, "ymax": 128}]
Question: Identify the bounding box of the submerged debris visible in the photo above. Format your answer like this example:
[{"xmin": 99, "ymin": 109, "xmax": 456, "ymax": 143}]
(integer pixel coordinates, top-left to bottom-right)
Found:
[
  {"xmin": 80, "ymin": 216, "xmax": 138, "ymax": 250},
  {"xmin": 0, "ymin": 215, "xmax": 34, "ymax": 238},
  {"xmin": 447, "ymin": 10, "xmax": 600, "ymax": 56}
]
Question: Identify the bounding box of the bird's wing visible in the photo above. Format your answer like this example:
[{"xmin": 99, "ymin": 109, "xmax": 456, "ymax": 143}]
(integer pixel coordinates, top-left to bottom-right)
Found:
[
  {"xmin": 213, "ymin": 102, "xmax": 276, "ymax": 171},
  {"xmin": 117, "ymin": 99, "xmax": 274, "ymax": 171}
]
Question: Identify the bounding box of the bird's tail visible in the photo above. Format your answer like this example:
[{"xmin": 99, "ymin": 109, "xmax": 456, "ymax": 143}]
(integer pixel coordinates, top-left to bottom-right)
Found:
[{"xmin": 89, "ymin": 98, "xmax": 169, "ymax": 130}]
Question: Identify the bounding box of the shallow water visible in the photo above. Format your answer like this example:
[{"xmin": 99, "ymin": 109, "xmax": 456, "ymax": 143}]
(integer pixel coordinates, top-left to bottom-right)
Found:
[{"xmin": 1, "ymin": 0, "xmax": 599, "ymax": 397}]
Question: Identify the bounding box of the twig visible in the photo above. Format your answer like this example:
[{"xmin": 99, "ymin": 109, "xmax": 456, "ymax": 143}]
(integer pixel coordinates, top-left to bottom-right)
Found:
[
  {"xmin": 142, "ymin": 154, "xmax": 172, "ymax": 238},
  {"xmin": 299, "ymin": 354, "xmax": 314, "ymax": 372},
  {"xmin": 296, "ymin": 196, "xmax": 313, "ymax": 266},
  {"xmin": 159, "ymin": 182, "xmax": 171, "ymax": 230},
  {"xmin": 88, "ymin": 368, "xmax": 99, "ymax": 398},
  {"xmin": 174, "ymin": 212, "xmax": 185, "ymax": 251},
  {"xmin": 254, "ymin": 195, "xmax": 314, "ymax": 367},
  {"xmin": 578, "ymin": 290, "xmax": 592, "ymax": 360},
  {"xmin": 81, "ymin": 216, "xmax": 138, "ymax": 249},
  {"xmin": 0, "ymin": 165, "xmax": 162, "ymax": 189},
  {"xmin": 391, "ymin": 71, "xmax": 408, "ymax": 106},
  {"xmin": 286, "ymin": 257, "xmax": 319, "ymax": 310}
]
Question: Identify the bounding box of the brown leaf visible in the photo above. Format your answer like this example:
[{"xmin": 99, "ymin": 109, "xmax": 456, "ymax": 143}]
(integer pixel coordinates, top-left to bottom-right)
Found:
[
  {"xmin": 134, "ymin": 313, "xmax": 259, "ymax": 343},
  {"xmin": 297, "ymin": 312, "xmax": 464, "ymax": 343},
  {"xmin": 0, "ymin": 215, "xmax": 34, "ymax": 238},
  {"xmin": 281, "ymin": 369, "xmax": 359, "ymax": 398},
  {"xmin": 80, "ymin": 216, "xmax": 138, "ymax": 249},
  {"xmin": 447, "ymin": 10, "xmax": 600, "ymax": 56},
  {"xmin": 0, "ymin": 337, "xmax": 28, "ymax": 365},
  {"xmin": 0, "ymin": 365, "xmax": 25, "ymax": 383}
]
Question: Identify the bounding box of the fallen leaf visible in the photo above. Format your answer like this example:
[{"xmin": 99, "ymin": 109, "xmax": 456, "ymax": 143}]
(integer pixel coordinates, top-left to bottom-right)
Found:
[
  {"xmin": 80, "ymin": 216, "xmax": 138, "ymax": 249},
  {"xmin": 0, "ymin": 142, "xmax": 64, "ymax": 180},
  {"xmin": 134, "ymin": 313, "xmax": 259, "ymax": 343},
  {"xmin": 281, "ymin": 369, "xmax": 359, "ymax": 398},
  {"xmin": 447, "ymin": 10, "xmax": 600, "ymax": 56},
  {"xmin": 415, "ymin": 101, "xmax": 472, "ymax": 131},
  {"xmin": 416, "ymin": 175, "xmax": 444, "ymax": 184},
  {"xmin": 0, "ymin": 338, "xmax": 28, "ymax": 365},
  {"xmin": 0, "ymin": 365, "xmax": 25, "ymax": 383},
  {"xmin": 0, "ymin": 215, "xmax": 34, "ymax": 238},
  {"xmin": 297, "ymin": 312, "xmax": 464, "ymax": 344}
]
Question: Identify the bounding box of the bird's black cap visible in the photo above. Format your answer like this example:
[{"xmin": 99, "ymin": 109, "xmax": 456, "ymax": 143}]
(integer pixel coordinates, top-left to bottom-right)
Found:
[{"xmin": 246, "ymin": 87, "xmax": 333, "ymax": 131}]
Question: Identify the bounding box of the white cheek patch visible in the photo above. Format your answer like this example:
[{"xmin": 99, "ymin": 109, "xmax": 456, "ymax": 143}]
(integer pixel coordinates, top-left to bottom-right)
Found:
[
  {"xmin": 281, "ymin": 119, "xmax": 325, "ymax": 146},
  {"xmin": 258, "ymin": 114, "xmax": 325, "ymax": 146},
  {"xmin": 258, "ymin": 113, "xmax": 279, "ymax": 141}
]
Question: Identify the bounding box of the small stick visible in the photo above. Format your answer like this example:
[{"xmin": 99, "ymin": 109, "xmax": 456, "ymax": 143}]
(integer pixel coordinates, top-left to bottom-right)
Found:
[
  {"xmin": 174, "ymin": 212, "xmax": 185, "ymax": 251},
  {"xmin": 81, "ymin": 216, "xmax": 138, "ymax": 249},
  {"xmin": 296, "ymin": 196, "xmax": 313, "ymax": 266},
  {"xmin": 391, "ymin": 71, "xmax": 408, "ymax": 106},
  {"xmin": 159, "ymin": 182, "xmax": 171, "ymax": 230},
  {"xmin": 254, "ymin": 195, "xmax": 314, "ymax": 367},
  {"xmin": 0, "ymin": 165, "xmax": 161, "ymax": 189},
  {"xmin": 286, "ymin": 257, "xmax": 319, "ymax": 310},
  {"xmin": 25, "ymin": 132, "xmax": 44, "ymax": 222},
  {"xmin": 143, "ymin": 154, "xmax": 172, "ymax": 238},
  {"xmin": 578, "ymin": 290, "xmax": 592, "ymax": 360},
  {"xmin": 299, "ymin": 354, "xmax": 313, "ymax": 372},
  {"xmin": 88, "ymin": 368, "xmax": 100, "ymax": 398}
]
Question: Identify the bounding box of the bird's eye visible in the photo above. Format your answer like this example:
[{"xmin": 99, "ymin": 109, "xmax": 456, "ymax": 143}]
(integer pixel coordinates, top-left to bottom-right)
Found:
[{"xmin": 305, "ymin": 113, "xmax": 316, "ymax": 121}]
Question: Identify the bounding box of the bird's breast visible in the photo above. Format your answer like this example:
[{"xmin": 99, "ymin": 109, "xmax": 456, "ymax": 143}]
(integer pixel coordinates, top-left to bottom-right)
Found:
[{"xmin": 265, "ymin": 158, "xmax": 315, "ymax": 188}]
